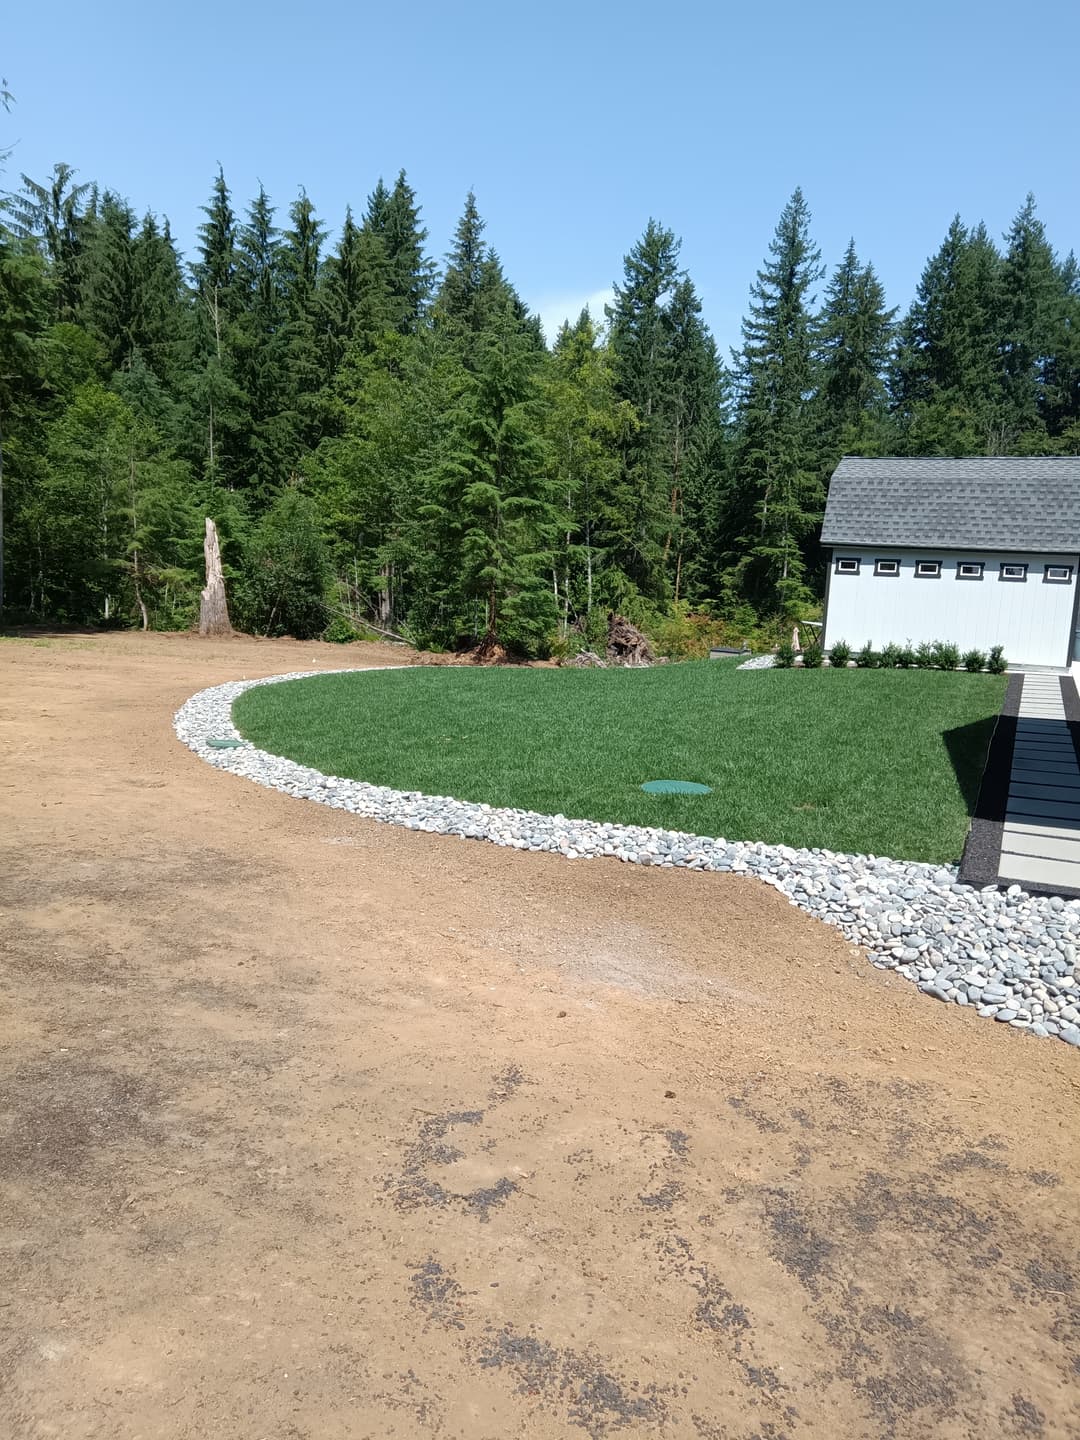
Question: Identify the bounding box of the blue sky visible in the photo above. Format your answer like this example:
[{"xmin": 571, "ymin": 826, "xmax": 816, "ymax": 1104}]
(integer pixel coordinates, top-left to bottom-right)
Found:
[{"xmin": 4, "ymin": 0, "xmax": 1079, "ymax": 353}]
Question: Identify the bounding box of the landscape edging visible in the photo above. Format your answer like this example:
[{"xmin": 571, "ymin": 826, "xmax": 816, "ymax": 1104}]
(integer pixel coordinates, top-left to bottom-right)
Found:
[{"xmin": 173, "ymin": 666, "xmax": 1080, "ymax": 1049}]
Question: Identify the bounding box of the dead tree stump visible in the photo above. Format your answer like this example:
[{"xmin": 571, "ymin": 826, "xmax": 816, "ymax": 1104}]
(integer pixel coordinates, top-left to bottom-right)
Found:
[
  {"xmin": 606, "ymin": 613, "xmax": 655, "ymax": 666},
  {"xmin": 198, "ymin": 517, "xmax": 232, "ymax": 637}
]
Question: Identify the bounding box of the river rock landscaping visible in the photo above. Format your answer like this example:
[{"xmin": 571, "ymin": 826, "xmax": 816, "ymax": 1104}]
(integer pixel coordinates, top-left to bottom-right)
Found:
[{"xmin": 174, "ymin": 668, "xmax": 1080, "ymax": 1049}]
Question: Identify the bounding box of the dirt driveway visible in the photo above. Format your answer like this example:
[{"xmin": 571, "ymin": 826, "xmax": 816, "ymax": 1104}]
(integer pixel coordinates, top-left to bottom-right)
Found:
[{"xmin": 1, "ymin": 631, "xmax": 1078, "ymax": 1440}]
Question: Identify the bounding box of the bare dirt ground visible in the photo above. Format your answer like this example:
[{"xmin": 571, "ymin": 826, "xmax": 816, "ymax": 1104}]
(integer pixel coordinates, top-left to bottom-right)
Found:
[{"xmin": 1, "ymin": 631, "xmax": 1079, "ymax": 1440}]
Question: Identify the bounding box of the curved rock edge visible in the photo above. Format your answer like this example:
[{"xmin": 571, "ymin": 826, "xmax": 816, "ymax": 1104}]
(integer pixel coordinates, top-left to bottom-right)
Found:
[{"xmin": 173, "ymin": 667, "xmax": 1080, "ymax": 1049}]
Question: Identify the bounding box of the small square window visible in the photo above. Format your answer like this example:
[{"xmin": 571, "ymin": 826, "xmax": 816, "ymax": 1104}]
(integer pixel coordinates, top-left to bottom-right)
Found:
[
  {"xmin": 1000, "ymin": 562, "xmax": 1028, "ymax": 581},
  {"xmin": 835, "ymin": 557, "xmax": 860, "ymax": 575},
  {"xmin": 874, "ymin": 558, "xmax": 900, "ymax": 577},
  {"xmin": 1045, "ymin": 564, "xmax": 1073, "ymax": 583},
  {"xmin": 916, "ymin": 561, "xmax": 941, "ymax": 578},
  {"xmin": 957, "ymin": 561, "xmax": 984, "ymax": 580}
]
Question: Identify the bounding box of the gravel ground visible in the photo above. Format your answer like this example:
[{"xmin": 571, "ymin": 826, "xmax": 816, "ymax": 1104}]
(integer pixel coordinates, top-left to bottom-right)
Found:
[{"xmin": 176, "ymin": 667, "xmax": 1080, "ymax": 1050}]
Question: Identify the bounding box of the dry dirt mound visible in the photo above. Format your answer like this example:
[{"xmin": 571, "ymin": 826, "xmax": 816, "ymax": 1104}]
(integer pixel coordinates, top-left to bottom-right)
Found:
[{"xmin": 0, "ymin": 630, "xmax": 1078, "ymax": 1439}]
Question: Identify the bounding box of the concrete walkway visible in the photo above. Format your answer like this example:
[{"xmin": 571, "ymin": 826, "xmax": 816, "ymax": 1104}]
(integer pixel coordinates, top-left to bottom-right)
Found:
[{"xmin": 998, "ymin": 673, "xmax": 1080, "ymax": 893}]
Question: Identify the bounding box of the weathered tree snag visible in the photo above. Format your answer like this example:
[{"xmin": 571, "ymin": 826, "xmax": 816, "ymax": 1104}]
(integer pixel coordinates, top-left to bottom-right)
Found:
[{"xmin": 198, "ymin": 517, "xmax": 232, "ymax": 636}]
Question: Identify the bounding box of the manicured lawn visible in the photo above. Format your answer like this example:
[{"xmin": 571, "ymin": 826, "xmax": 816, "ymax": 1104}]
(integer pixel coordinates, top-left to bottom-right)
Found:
[{"xmin": 232, "ymin": 662, "xmax": 1007, "ymax": 863}]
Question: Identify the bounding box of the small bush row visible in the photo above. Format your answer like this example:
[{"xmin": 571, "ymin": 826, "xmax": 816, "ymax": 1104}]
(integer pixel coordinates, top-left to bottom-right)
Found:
[{"xmin": 808, "ymin": 639, "xmax": 1007, "ymax": 673}]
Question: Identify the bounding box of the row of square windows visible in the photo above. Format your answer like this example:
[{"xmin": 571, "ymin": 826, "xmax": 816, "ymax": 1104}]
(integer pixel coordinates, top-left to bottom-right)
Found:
[{"xmin": 834, "ymin": 558, "xmax": 1074, "ymax": 583}]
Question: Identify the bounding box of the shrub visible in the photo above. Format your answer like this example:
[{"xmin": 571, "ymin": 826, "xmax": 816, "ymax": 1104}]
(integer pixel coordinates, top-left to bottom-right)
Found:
[
  {"xmin": 802, "ymin": 643, "xmax": 824, "ymax": 668},
  {"xmin": 988, "ymin": 645, "xmax": 1007, "ymax": 674},
  {"xmin": 855, "ymin": 641, "xmax": 878, "ymax": 668},
  {"xmin": 828, "ymin": 639, "xmax": 852, "ymax": 667},
  {"xmin": 323, "ymin": 615, "xmax": 365, "ymax": 644},
  {"xmin": 775, "ymin": 640, "xmax": 796, "ymax": 668},
  {"xmin": 879, "ymin": 642, "xmax": 902, "ymax": 668},
  {"xmin": 932, "ymin": 640, "xmax": 961, "ymax": 671},
  {"xmin": 962, "ymin": 648, "xmax": 987, "ymax": 673},
  {"xmin": 897, "ymin": 644, "xmax": 916, "ymax": 668},
  {"xmin": 237, "ymin": 489, "xmax": 331, "ymax": 640},
  {"xmin": 915, "ymin": 641, "xmax": 935, "ymax": 669}
]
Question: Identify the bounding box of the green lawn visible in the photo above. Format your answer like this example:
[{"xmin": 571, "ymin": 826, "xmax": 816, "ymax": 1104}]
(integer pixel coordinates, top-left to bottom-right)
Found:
[{"xmin": 232, "ymin": 662, "xmax": 1007, "ymax": 864}]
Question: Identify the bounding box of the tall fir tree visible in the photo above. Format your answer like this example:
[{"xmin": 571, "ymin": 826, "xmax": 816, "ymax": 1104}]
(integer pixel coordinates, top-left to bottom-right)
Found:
[
  {"xmin": 279, "ymin": 191, "xmax": 328, "ymax": 453},
  {"xmin": 232, "ymin": 185, "xmax": 290, "ymax": 495},
  {"xmin": 724, "ymin": 187, "xmax": 824, "ymax": 613},
  {"xmin": 3, "ymin": 162, "xmax": 90, "ymax": 321},
  {"xmin": 814, "ymin": 239, "xmax": 896, "ymax": 457},
  {"xmin": 998, "ymin": 194, "xmax": 1062, "ymax": 445},
  {"xmin": 419, "ymin": 303, "xmax": 557, "ymax": 653},
  {"xmin": 542, "ymin": 307, "xmax": 635, "ymax": 630},
  {"xmin": 605, "ymin": 219, "xmax": 681, "ymax": 598},
  {"xmin": 890, "ymin": 216, "xmax": 1003, "ymax": 452}
]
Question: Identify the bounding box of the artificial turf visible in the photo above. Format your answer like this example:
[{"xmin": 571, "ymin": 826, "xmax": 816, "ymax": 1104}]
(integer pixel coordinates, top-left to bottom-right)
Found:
[{"xmin": 232, "ymin": 661, "xmax": 1008, "ymax": 864}]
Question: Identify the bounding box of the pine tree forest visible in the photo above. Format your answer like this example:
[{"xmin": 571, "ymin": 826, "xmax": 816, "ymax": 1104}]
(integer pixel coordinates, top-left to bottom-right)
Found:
[{"xmin": 2, "ymin": 154, "xmax": 1079, "ymax": 653}]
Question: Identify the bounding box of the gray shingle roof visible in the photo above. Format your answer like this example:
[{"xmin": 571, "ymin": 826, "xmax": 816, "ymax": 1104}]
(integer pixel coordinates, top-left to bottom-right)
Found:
[{"xmin": 821, "ymin": 456, "xmax": 1080, "ymax": 551}]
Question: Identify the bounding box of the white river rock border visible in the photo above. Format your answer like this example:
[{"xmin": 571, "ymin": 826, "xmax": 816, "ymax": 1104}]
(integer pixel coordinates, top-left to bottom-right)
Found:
[{"xmin": 174, "ymin": 667, "xmax": 1080, "ymax": 1049}]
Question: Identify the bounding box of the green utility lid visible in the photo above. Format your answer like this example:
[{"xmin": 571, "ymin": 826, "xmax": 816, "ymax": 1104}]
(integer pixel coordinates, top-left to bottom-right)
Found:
[
  {"xmin": 206, "ymin": 737, "xmax": 245, "ymax": 749},
  {"xmin": 640, "ymin": 779, "xmax": 712, "ymax": 796}
]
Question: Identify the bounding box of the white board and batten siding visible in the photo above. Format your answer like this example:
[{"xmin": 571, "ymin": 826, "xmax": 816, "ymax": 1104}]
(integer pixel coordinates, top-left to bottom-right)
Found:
[{"xmin": 823, "ymin": 549, "xmax": 1080, "ymax": 668}]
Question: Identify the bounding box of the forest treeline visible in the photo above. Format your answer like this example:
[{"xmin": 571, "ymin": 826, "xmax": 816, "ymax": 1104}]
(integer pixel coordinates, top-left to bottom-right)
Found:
[{"xmin": 0, "ymin": 157, "xmax": 1078, "ymax": 652}]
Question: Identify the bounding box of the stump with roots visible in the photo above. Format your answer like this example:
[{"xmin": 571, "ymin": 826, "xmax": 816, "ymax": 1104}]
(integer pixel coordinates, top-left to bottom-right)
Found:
[
  {"xmin": 606, "ymin": 613, "xmax": 654, "ymax": 667},
  {"xmin": 198, "ymin": 517, "xmax": 232, "ymax": 637}
]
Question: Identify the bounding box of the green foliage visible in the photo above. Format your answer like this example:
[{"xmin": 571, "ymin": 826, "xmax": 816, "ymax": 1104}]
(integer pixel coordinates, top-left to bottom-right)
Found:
[
  {"xmin": 879, "ymin": 641, "xmax": 902, "ymax": 668},
  {"xmin": 801, "ymin": 642, "xmax": 823, "ymax": 668},
  {"xmin": 723, "ymin": 189, "xmax": 824, "ymax": 614},
  {"xmin": 915, "ymin": 641, "xmax": 935, "ymax": 669},
  {"xmin": 238, "ymin": 488, "xmax": 331, "ymax": 638},
  {"xmin": 322, "ymin": 614, "xmax": 364, "ymax": 643},
  {"xmin": 897, "ymin": 644, "xmax": 916, "ymax": 668},
  {"xmin": 962, "ymin": 648, "xmax": 987, "ymax": 673},
  {"xmin": 5, "ymin": 156, "xmax": 1080, "ymax": 650},
  {"xmin": 988, "ymin": 645, "xmax": 1007, "ymax": 674},
  {"xmin": 606, "ymin": 221, "xmax": 727, "ymax": 602},
  {"xmin": 855, "ymin": 641, "xmax": 878, "ymax": 668},
  {"xmin": 828, "ymin": 639, "xmax": 851, "ymax": 667},
  {"xmin": 417, "ymin": 305, "xmax": 559, "ymax": 655},
  {"xmin": 931, "ymin": 640, "xmax": 961, "ymax": 671},
  {"xmin": 774, "ymin": 640, "xmax": 796, "ymax": 667},
  {"xmin": 648, "ymin": 603, "xmax": 756, "ymax": 660}
]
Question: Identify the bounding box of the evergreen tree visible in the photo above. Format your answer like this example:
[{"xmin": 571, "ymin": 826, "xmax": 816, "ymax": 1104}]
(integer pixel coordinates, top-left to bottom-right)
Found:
[
  {"xmin": 436, "ymin": 190, "xmax": 487, "ymax": 335},
  {"xmin": 233, "ymin": 185, "xmax": 290, "ymax": 494},
  {"xmin": 0, "ymin": 230, "xmax": 50, "ymax": 612},
  {"xmin": 606, "ymin": 219, "xmax": 681, "ymax": 597},
  {"xmin": 815, "ymin": 239, "xmax": 896, "ymax": 454},
  {"xmin": 725, "ymin": 187, "xmax": 824, "ymax": 613},
  {"xmin": 382, "ymin": 170, "xmax": 435, "ymax": 331},
  {"xmin": 131, "ymin": 213, "xmax": 187, "ymax": 388},
  {"xmin": 279, "ymin": 190, "xmax": 328, "ymax": 452},
  {"xmin": 998, "ymin": 195, "xmax": 1062, "ymax": 444},
  {"xmin": 1044, "ymin": 252, "xmax": 1080, "ymax": 446},
  {"xmin": 3, "ymin": 162, "xmax": 90, "ymax": 320},
  {"xmin": 238, "ymin": 485, "xmax": 331, "ymax": 637},
  {"xmin": 419, "ymin": 304, "xmax": 558, "ymax": 653},
  {"xmin": 321, "ymin": 202, "xmax": 397, "ymax": 366},
  {"xmin": 890, "ymin": 216, "xmax": 1003, "ymax": 452},
  {"xmin": 542, "ymin": 308, "xmax": 635, "ymax": 630},
  {"xmin": 79, "ymin": 192, "xmax": 138, "ymax": 372},
  {"xmin": 185, "ymin": 169, "xmax": 247, "ymax": 487},
  {"xmin": 663, "ymin": 277, "xmax": 728, "ymax": 603}
]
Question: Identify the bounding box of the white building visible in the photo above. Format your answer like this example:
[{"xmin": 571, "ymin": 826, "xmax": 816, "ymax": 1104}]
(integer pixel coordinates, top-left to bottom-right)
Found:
[{"xmin": 821, "ymin": 456, "xmax": 1080, "ymax": 669}]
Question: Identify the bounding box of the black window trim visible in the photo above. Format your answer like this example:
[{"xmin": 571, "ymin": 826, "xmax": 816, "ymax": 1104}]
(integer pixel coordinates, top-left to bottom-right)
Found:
[
  {"xmin": 915, "ymin": 560, "xmax": 942, "ymax": 579},
  {"xmin": 874, "ymin": 557, "xmax": 901, "ymax": 577},
  {"xmin": 1044, "ymin": 563, "xmax": 1074, "ymax": 583},
  {"xmin": 835, "ymin": 557, "xmax": 860, "ymax": 576},
  {"xmin": 956, "ymin": 560, "xmax": 985, "ymax": 580},
  {"xmin": 999, "ymin": 561, "xmax": 1028, "ymax": 582}
]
